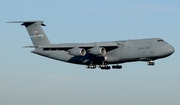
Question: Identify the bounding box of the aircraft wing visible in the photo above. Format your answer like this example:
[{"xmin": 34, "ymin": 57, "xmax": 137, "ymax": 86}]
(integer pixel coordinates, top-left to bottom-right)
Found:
[
  {"xmin": 24, "ymin": 42, "xmax": 119, "ymax": 52},
  {"xmin": 42, "ymin": 45, "xmax": 118, "ymax": 52}
]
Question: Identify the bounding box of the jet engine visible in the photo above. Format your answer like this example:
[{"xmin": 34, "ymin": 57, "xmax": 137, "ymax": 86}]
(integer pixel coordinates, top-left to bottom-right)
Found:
[
  {"xmin": 89, "ymin": 46, "xmax": 106, "ymax": 55},
  {"xmin": 69, "ymin": 47, "xmax": 86, "ymax": 56}
]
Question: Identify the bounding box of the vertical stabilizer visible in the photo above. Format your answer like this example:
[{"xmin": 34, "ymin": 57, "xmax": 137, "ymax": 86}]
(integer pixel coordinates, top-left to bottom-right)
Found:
[{"xmin": 8, "ymin": 21, "xmax": 51, "ymax": 46}]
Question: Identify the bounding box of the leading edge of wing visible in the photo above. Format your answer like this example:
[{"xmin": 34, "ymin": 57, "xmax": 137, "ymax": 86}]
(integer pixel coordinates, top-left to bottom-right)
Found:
[{"xmin": 41, "ymin": 46, "xmax": 118, "ymax": 52}]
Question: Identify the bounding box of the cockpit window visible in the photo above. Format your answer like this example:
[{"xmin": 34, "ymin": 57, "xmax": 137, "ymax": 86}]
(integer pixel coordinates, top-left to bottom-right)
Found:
[{"xmin": 157, "ymin": 39, "xmax": 164, "ymax": 42}]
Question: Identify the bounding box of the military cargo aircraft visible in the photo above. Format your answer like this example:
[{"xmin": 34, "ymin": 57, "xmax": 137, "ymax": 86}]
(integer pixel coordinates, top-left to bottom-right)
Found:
[{"xmin": 8, "ymin": 21, "xmax": 174, "ymax": 70}]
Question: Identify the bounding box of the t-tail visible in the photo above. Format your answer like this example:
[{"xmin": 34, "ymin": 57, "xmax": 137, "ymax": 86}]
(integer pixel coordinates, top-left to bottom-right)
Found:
[{"xmin": 7, "ymin": 21, "xmax": 51, "ymax": 47}]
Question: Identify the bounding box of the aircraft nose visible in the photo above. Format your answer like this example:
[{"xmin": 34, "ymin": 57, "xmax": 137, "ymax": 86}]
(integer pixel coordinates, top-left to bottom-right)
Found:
[{"xmin": 166, "ymin": 45, "xmax": 175, "ymax": 55}]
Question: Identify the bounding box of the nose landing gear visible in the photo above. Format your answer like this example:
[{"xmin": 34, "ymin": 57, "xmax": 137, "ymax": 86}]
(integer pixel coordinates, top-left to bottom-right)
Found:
[{"xmin": 147, "ymin": 61, "xmax": 155, "ymax": 66}]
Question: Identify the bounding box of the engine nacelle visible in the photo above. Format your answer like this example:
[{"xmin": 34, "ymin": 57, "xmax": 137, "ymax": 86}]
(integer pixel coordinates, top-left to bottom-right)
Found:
[
  {"xmin": 89, "ymin": 46, "xmax": 106, "ymax": 55},
  {"xmin": 69, "ymin": 47, "xmax": 86, "ymax": 56}
]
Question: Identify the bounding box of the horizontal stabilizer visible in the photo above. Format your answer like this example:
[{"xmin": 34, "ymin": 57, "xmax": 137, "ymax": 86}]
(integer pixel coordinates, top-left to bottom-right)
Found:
[
  {"xmin": 7, "ymin": 20, "xmax": 45, "ymax": 27},
  {"xmin": 23, "ymin": 45, "xmax": 39, "ymax": 48}
]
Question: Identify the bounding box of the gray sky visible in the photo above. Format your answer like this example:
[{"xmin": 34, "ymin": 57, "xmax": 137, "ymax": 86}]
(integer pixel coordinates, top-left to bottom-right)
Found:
[{"xmin": 0, "ymin": 0, "xmax": 180, "ymax": 105}]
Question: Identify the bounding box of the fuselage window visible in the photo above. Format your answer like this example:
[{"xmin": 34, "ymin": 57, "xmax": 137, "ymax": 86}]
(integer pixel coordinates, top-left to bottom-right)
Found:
[{"xmin": 157, "ymin": 39, "xmax": 163, "ymax": 42}]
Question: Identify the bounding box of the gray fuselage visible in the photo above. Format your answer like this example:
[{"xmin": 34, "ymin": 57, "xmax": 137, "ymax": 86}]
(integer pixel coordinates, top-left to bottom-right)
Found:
[{"xmin": 32, "ymin": 38, "xmax": 174, "ymax": 65}]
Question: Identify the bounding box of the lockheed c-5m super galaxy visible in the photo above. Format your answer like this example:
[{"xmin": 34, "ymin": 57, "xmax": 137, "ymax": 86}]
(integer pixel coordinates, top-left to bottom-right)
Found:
[{"xmin": 8, "ymin": 21, "xmax": 174, "ymax": 70}]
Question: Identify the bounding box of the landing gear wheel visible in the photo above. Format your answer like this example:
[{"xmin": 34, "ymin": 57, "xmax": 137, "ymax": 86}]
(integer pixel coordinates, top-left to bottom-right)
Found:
[
  {"xmin": 112, "ymin": 65, "xmax": 122, "ymax": 69},
  {"xmin": 86, "ymin": 65, "xmax": 96, "ymax": 69},
  {"xmin": 101, "ymin": 66, "xmax": 111, "ymax": 70},
  {"xmin": 147, "ymin": 61, "xmax": 155, "ymax": 66}
]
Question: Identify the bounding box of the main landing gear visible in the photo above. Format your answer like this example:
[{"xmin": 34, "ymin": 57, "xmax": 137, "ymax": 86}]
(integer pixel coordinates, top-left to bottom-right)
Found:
[
  {"xmin": 99, "ymin": 64, "xmax": 122, "ymax": 70},
  {"xmin": 86, "ymin": 64, "xmax": 122, "ymax": 70},
  {"xmin": 112, "ymin": 65, "xmax": 122, "ymax": 69},
  {"xmin": 99, "ymin": 65, "xmax": 111, "ymax": 70},
  {"xmin": 86, "ymin": 65, "xmax": 96, "ymax": 69}
]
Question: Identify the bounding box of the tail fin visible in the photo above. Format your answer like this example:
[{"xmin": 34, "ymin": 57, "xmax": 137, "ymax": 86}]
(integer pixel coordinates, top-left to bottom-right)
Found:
[{"xmin": 8, "ymin": 21, "xmax": 51, "ymax": 46}]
